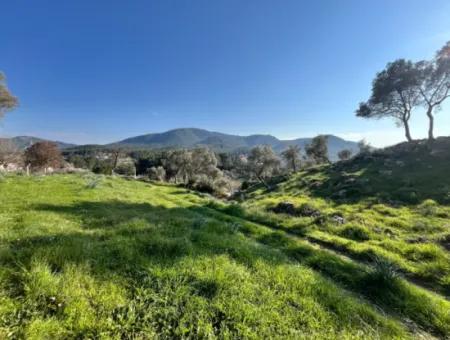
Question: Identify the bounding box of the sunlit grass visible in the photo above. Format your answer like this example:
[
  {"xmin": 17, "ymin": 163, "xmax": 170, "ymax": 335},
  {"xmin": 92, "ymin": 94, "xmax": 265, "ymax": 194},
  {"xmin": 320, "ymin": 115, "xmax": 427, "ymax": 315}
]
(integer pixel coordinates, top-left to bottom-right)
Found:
[{"xmin": 0, "ymin": 174, "xmax": 415, "ymax": 339}]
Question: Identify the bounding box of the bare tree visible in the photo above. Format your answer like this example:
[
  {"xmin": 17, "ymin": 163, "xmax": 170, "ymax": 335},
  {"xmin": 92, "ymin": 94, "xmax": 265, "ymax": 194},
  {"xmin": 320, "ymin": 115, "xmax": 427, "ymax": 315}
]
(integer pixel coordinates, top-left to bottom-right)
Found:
[
  {"xmin": 0, "ymin": 72, "xmax": 18, "ymax": 119},
  {"xmin": 281, "ymin": 145, "xmax": 301, "ymax": 172},
  {"xmin": 416, "ymin": 41, "xmax": 450, "ymax": 141},
  {"xmin": 24, "ymin": 142, "xmax": 62, "ymax": 173},
  {"xmin": 356, "ymin": 60, "xmax": 421, "ymax": 142}
]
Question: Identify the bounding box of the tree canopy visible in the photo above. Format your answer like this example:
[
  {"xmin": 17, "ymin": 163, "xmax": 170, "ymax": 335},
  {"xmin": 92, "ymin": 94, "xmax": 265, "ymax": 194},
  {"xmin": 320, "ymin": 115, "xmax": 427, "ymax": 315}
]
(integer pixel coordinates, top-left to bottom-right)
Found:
[
  {"xmin": 0, "ymin": 72, "xmax": 18, "ymax": 119},
  {"xmin": 356, "ymin": 59, "xmax": 420, "ymax": 142}
]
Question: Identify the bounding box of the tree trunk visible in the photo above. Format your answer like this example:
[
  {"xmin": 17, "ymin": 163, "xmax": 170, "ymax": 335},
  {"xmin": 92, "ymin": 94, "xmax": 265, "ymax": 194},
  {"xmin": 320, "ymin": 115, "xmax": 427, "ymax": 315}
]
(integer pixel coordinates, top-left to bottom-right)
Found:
[
  {"xmin": 403, "ymin": 119, "xmax": 413, "ymax": 142},
  {"xmin": 426, "ymin": 107, "xmax": 434, "ymax": 141},
  {"xmin": 292, "ymin": 159, "xmax": 296, "ymax": 173}
]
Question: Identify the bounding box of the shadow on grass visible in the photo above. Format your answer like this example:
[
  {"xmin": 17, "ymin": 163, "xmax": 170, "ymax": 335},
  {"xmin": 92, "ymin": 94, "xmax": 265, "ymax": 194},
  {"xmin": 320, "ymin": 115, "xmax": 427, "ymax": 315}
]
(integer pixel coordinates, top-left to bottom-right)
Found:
[{"xmin": 4, "ymin": 201, "xmax": 288, "ymax": 282}]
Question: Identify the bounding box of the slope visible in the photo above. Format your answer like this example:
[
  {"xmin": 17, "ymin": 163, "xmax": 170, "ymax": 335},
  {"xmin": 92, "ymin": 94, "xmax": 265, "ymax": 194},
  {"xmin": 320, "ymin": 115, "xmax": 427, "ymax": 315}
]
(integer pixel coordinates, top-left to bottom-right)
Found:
[{"xmin": 1, "ymin": 174, "xmax": 445, "ymax": 338}]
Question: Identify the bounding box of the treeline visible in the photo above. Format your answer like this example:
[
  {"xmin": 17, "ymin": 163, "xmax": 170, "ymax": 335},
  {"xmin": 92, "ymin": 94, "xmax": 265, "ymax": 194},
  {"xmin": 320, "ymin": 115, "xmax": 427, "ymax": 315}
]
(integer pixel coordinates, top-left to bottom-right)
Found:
[
  {"xmin": 0, "ymin": 134, "xmax": 360, "ymax": 196},
  {"xmin": 60, "ymin": 135, "xmax": 357, "ymax": 196}
]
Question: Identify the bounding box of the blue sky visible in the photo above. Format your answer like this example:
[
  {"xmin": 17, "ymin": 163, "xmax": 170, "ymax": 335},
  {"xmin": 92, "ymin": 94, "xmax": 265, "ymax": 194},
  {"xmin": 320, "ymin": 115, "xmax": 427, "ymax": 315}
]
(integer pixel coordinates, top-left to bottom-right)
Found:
[{"xmin": 1, "ymin": 0, "xmax": 449, "ymax": 146}]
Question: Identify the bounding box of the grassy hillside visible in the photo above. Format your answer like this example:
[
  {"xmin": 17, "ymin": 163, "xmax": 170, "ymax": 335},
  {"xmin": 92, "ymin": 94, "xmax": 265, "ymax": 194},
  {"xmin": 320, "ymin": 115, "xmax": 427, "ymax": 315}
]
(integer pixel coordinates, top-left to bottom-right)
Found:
[
  {"xmin": 1, "ymin": 174, "xmax": 448, "ymax": 338},
  {"xmin": 208, "ymin": 139, "xmax": 450, "ymax": 333}
]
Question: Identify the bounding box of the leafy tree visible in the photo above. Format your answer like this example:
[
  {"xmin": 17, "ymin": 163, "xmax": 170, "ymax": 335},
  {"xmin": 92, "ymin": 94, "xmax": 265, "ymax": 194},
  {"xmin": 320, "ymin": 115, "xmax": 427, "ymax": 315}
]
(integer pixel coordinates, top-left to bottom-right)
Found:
[
  {"xmin": 0, "ymin": 72, "xmax": 18, "ymax": 119},
  {"xmin": 92, "ymin": 159, "xmax": 114, "ymax": 175},
  {"xmin": 115, "ymin": 162, "xmax": 136, "ymax": 176},
  {"xmin": 245, "ymin": 145, "xmax": 280, "ymax": 188},
  {"xmin": 165, "ymin": 149, "xmax": 193, "ymax": 184},
  {"xmin": 337, "ymin": 149, "xmax": 352, "ymax": 161},
  {"xmin": 164, "ymin": 148, "xmax": 219, "ymax": 184},
  {"xmin": 416, "ymin": 41, "xmax": 450, "ymax": 141},
  {"xmin": 67, "ymin": 154, "xmax": 87, "ymax": 169},
  {"xmin": 356, "ymin": 59, "xmax": 421, "ymax": 142},
  {"xmin": 281, "ymin": 145, "xmax": 301, "ymax": 172},
  {"xmin": 306, "ymin": 136, "xmax": 329, "ymax": 164},
  {"xmin": 24, "ymin": 142, "xmax": 62, "ymax": 172}
]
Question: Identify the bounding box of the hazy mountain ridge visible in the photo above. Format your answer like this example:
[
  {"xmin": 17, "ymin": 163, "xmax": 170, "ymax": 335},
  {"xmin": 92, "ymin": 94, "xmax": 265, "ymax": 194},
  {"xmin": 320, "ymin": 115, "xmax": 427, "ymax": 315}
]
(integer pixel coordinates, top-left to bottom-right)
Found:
[
  {"xmin": 0, "ymin": 136, "xmax": 76, "ymax": 150},
  {"xmin": 115, "ymin": 128, "xmax": 359, "ymax": 160},
  {"xmin": 2, "ymin": 128, "xmax": 359, "ymax": 161}
]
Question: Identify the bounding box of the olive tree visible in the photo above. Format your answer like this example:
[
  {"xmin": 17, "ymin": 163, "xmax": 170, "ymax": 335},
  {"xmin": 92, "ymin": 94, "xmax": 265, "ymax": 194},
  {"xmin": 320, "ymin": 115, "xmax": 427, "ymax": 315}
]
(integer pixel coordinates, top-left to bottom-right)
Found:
[
  {"xmin": 281, "ymin": 145, "xmax": 301, "ymax": 172},
  {"xmin": 245, "ymin": 145, "xmax": 281, "ymax": 188},
  {"xmin": 416, "ymin": 41, "xmax": 450, "ymax": 141},
  {"xmin": 356, "ymin": 60, "xmax": 421, "ymax": 142},
  {"xmin": 305, "ymin": 135, "xmax": 329, "ymax": 164},
  {"xmin": 0, "ymin": 72, "xmax": 18, "ymax": 119}
]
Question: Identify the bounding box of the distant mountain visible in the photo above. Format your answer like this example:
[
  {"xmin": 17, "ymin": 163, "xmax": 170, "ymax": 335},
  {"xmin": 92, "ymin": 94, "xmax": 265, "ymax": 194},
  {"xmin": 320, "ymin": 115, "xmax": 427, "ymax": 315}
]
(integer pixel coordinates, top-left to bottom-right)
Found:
[
  {"xmin": 3, "ymin": 129, "xmax": 359, "ymax": 161},
  {"xmin": 0, "ymin": 136, "xmax": 76, "ymax": 150},
  {"xmin": 113, "ymin": 128, "xmax": 359, "ymax": 161}
]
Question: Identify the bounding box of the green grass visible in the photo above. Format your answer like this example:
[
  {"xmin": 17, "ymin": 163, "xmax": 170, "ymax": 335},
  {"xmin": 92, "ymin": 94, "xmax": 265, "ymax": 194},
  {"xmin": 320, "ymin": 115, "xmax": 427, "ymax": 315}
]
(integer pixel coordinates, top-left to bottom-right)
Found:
[
  {"xmin": 202, "ymin": 140, "xmax": 450, "ymax": 337},
  {"xmin": 0, "ymin": 174, "xmax": 420, "ymax": 339},
  {"xmin": 232, "ymin": 140, "xmax": 450, "ymax": 297}
]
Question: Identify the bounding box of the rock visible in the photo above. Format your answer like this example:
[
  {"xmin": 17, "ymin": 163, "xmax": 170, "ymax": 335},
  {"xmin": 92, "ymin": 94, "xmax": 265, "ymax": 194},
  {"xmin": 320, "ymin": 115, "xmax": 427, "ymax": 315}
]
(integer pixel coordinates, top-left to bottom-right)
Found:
[{"xmin": 331, "ymin": 215, "xmax": 345, "ymax": 225}]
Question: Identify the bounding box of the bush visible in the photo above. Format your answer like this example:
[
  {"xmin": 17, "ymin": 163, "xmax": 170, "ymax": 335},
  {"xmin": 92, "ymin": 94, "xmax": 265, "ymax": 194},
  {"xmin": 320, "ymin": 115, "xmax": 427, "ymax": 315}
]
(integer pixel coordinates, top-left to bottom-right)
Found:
[
  {"xmin": 114, "ymin": 163, "xmax": 136, "ymax": 176},
  {"xmin": 417, "ymin": 199, "xmax": 438, "ymax": 216},
  {"xmin": 92, "ymin": 161, "xmax": 113, "ymax": 175}
]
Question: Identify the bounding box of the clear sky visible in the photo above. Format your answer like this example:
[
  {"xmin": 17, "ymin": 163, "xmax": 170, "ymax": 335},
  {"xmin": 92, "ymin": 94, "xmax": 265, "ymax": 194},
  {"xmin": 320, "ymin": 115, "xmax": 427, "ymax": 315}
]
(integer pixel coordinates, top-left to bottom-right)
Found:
[{"xmin": 1, "ymin": 0, "xmax": 449, "ymax": 146}]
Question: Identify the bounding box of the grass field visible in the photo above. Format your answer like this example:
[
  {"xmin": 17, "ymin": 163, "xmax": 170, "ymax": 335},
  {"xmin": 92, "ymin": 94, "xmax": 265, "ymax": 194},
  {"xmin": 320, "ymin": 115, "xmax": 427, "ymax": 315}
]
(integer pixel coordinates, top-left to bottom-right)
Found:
[{"xmin": 0, "ymin": 173, "xmax": 449, "ymax": 339}]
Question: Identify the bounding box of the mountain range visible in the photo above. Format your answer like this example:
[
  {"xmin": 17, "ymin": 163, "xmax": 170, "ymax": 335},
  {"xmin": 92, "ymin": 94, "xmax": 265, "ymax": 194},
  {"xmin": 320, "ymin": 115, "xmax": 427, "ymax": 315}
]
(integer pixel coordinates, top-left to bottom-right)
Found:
[
  {"xmin": 2, "ymin": 128, "xmax": 359, "ymax": 161},
  {"xmin": 0, "ymin": 136, "xmax": 75, "ymax": 150},
  {"xmin": 113, "ymin": 128, "xmax": 359, "ymax": 160}
]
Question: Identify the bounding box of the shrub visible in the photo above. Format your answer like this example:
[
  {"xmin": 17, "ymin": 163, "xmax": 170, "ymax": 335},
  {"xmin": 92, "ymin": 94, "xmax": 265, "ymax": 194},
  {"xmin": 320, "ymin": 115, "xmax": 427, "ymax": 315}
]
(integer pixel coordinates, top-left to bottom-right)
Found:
[
  {"xmin": 92, "ymin": 160, "xmax": 113, "ymax": 175},
  {"xmin": 114, "ymin": 163, "xmax": 136, "ymax": 176},
  {"xmin": 417, "ymin": 199, "xmax": 438, "ymax": 216}
]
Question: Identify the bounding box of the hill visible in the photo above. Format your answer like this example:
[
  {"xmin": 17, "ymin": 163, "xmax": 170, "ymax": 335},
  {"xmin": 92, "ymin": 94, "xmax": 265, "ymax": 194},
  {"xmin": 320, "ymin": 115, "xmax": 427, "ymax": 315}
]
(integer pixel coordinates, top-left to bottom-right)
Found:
[
  {"xmin": 0, "ymin": 171, "xmax": 449, "ymax": 337},
  {"xmin": 0, "ymin": 136, "xmax": 76, "ymax": 150},
  {"xmin": 113, "ymin": 128, "xmax": 359, "ymax": 160},
  {"xmin": 210, "ymin": 138, "xmax": 450, "ymax": 316}
]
